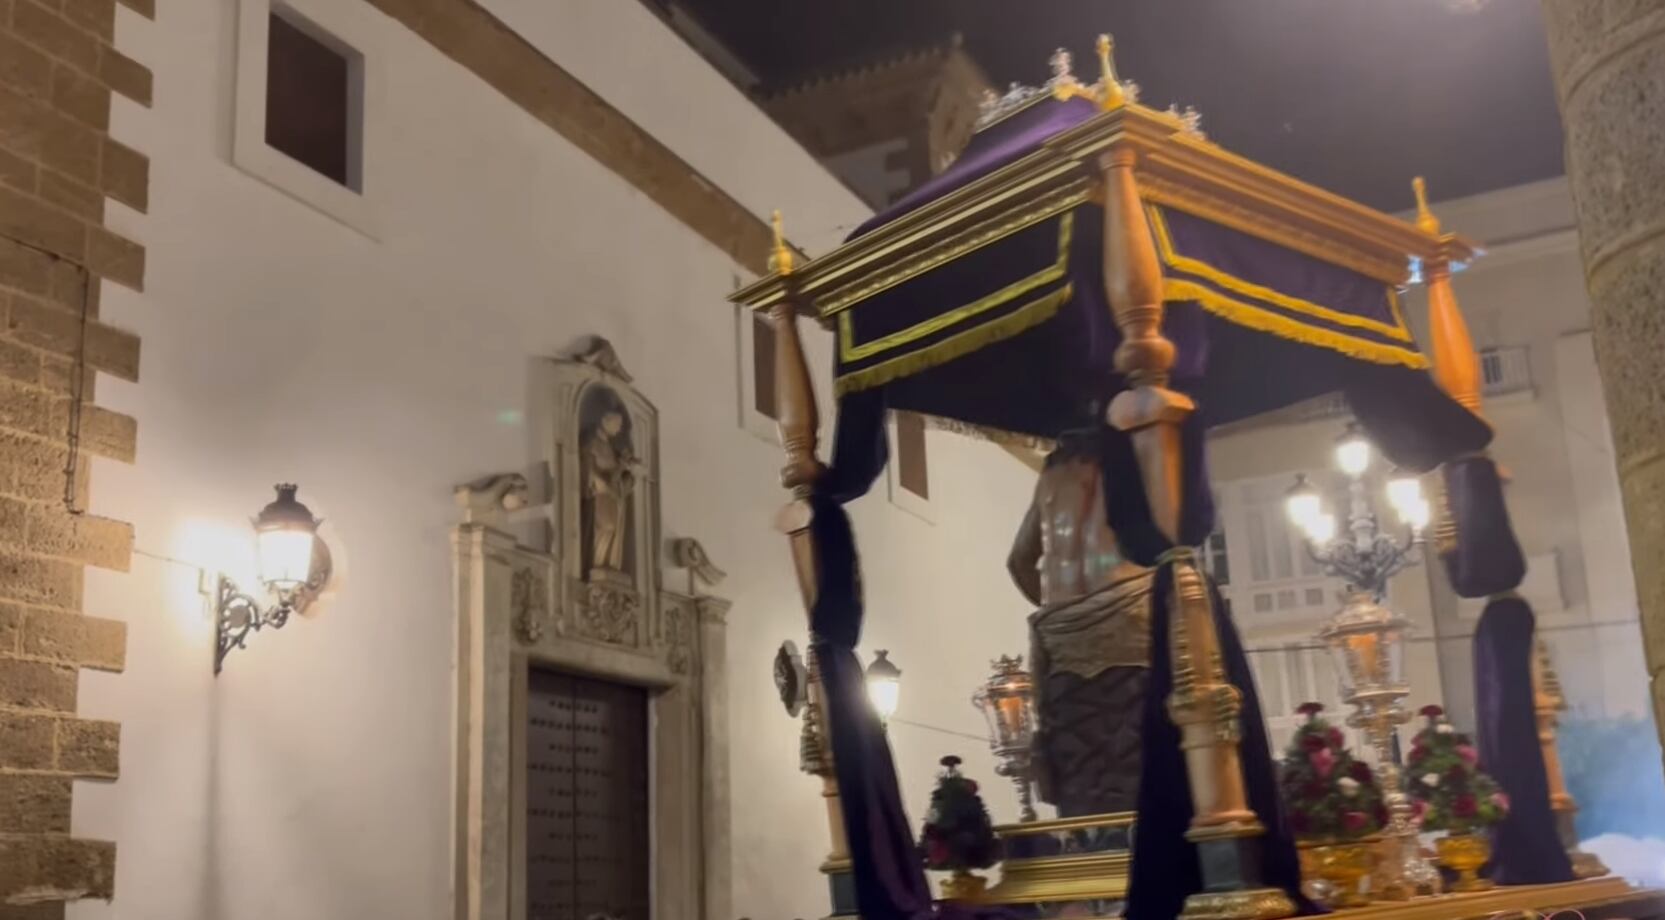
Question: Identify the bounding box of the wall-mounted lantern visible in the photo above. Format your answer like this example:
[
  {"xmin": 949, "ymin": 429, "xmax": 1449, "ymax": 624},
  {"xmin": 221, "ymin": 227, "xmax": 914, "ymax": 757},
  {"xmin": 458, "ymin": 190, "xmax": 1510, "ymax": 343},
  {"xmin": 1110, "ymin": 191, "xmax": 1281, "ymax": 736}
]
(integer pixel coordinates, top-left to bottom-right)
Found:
[
  {"xmin": 865, "ymin": 649, "xmax": 902, "ymax": 723},
  {"xmin": 215, "ymin": 484, "xmax": 332, "ymax": 675}
]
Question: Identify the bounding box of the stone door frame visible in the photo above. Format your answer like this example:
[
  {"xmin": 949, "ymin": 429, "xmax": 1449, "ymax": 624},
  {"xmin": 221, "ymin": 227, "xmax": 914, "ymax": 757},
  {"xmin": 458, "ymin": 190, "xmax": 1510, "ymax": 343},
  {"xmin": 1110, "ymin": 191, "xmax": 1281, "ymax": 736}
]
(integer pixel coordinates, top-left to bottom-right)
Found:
[{"xmin": 451, "ymin": 523, "xmax": 730, "ymax": 920}]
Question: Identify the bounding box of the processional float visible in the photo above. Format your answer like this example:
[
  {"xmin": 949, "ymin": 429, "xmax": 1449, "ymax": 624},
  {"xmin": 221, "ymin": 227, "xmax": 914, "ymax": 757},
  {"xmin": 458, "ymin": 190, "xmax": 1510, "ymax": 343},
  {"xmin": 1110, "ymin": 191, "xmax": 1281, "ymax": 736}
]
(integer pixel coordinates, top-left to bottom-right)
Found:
[{"xmin": 731, "ymin": 36, "xmax": 1662, "ymax": 920}]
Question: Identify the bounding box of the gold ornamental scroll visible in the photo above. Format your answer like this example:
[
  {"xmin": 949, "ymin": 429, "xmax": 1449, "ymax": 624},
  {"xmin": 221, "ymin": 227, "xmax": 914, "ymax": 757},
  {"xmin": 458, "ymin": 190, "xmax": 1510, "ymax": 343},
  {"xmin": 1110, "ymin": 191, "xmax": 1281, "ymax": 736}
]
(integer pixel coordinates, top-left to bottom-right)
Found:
[{"xmin": 1418, "ymin": 180, "xmax": 1606, "ymax": 880}]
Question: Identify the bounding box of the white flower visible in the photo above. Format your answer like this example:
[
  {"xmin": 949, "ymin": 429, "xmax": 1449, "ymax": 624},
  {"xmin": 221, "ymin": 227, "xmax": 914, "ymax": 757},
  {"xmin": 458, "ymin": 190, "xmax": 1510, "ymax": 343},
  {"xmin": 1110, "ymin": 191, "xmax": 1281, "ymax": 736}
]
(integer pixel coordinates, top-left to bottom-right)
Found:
[
  {"xmin": 1421, "ymin": 772, "xmax": 1441, "ymax": 788},
  {"xmin": 1338, "ymin": 777, "xmax": 1360, "ymax": 796},
  {"xmin": 1436, "ymin": 723, "xmax": 1455, "ymax": 735}
]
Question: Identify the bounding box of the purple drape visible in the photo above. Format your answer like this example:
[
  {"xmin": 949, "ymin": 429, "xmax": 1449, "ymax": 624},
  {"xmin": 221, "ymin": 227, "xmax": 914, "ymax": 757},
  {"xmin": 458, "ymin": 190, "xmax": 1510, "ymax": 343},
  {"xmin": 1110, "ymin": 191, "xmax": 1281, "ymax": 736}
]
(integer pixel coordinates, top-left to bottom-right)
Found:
[
  {"xmin": 1126, "ymin": 564, "xmax": 1319, "ymax": 919},
  {"xmin": 1472, "ymin": 597, "xmax": 1575, "ymax": 885}
]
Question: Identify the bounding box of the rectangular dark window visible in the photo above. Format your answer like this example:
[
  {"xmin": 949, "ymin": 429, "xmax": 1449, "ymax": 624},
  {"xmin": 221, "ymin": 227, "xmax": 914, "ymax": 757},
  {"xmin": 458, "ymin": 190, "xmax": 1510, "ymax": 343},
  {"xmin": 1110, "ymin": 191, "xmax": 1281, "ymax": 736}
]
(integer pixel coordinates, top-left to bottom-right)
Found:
[
  {"xmin": 266, "ymin": 12, "xmax": 355, "ymax": 187},
  {"xmin": 752, "ymin": 312, "xmax": 777, "ymax": 421},
  {"xmin": 896, "ymin": 411, "xmax": 929, "ymax": 500}
]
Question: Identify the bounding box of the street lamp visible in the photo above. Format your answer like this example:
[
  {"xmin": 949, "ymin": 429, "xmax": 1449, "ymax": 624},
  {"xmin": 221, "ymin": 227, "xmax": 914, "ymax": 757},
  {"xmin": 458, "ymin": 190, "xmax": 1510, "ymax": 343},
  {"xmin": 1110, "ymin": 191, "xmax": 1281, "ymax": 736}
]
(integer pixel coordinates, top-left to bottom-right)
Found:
[
  {"xmin": 1286, "ymin": 424, "xmax": 1441, "ymax": 899},
  {"xmin": 215, "ymin": 484, "xmax": 332, "ymax": 675},
  {"xmin": 866, "ymin": 649, "xmax": 902, "ymax": 723},
  {"xmin": 971, "ymin": 655, "xmax": 1040, "ymax": 822}
]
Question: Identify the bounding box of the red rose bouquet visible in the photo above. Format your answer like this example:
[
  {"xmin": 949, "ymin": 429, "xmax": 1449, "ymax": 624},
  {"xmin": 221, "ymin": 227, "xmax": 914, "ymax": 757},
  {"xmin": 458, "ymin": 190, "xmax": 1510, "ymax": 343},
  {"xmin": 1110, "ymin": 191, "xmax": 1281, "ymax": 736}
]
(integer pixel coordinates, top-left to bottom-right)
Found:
[
  {"xmin": 919, "ymin": 756, "xmax": 1000, "ymax": 872},
  {"xmin": 1405, "ymin": 705, "xmax": 1509, "ymax": 833},
  {"xmin": 1277, "ymin": 702, "xmax": 1386, "ymax": 841}
]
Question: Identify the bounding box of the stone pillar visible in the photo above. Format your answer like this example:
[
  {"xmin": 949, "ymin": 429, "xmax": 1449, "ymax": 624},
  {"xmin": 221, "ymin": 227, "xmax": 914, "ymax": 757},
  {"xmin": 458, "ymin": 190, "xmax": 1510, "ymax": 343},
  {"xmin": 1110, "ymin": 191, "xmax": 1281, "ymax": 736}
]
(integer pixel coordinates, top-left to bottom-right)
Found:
[
  {"xmin": 1541, "ymin": 2, "xmax": 1665, "ymax": 760},
  {"xmin": 0, "ymin": 0, "xmax": 152, "ymax": 911}
]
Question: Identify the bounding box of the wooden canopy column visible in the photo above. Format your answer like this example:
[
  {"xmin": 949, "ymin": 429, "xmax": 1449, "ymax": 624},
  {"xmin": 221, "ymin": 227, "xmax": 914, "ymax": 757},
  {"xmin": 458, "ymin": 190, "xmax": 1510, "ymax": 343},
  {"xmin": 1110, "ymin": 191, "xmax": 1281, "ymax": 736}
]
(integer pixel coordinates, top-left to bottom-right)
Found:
[
  {"xmin": 1418, "ymin": 179, "xmax": 1607, "ymax": 881},
  {"xmin": 1097, "ymin": 39, "xmax": 1294, "ymax": 918},
  {"xmin": 760, "ymin": 213, "xmax": 854, "ymax": 911}
]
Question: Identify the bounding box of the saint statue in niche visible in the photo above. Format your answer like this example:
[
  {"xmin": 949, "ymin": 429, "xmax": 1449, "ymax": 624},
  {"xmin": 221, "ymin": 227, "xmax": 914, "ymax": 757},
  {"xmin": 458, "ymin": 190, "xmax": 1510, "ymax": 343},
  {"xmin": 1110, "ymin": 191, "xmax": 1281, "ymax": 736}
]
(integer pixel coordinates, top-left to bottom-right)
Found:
[{"xmin": 580, "ymin": 386, "xmax": 641, "ymax": 579}]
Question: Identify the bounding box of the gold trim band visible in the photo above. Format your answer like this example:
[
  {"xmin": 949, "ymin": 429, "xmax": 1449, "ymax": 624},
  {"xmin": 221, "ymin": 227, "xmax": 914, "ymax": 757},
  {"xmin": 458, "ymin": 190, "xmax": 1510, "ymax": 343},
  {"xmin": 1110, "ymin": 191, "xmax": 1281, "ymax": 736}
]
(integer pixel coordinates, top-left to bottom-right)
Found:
[
  {"xmin": 1149, "ymin": 205, "xmax": 1414, "ymax": 343},
  {"xmin": 1165, "ymin": 279, "xmax": 1428, "ymax": 370},
  {"xmin": 839, "ymin": 213, "xmax": 1073, "ymax": 362},
  {"xmin": 834, "ymin": 284, "xmax": 1074, "ymax": 396}
]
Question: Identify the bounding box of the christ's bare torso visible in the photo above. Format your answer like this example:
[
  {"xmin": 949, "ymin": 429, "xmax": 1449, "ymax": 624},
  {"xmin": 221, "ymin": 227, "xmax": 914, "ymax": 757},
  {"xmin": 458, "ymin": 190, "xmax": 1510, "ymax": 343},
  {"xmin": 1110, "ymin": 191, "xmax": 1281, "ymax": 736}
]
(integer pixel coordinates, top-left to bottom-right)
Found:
[{"xmin": 1009, "ymin": 451, "xmax": 1142, "ymax": 607}]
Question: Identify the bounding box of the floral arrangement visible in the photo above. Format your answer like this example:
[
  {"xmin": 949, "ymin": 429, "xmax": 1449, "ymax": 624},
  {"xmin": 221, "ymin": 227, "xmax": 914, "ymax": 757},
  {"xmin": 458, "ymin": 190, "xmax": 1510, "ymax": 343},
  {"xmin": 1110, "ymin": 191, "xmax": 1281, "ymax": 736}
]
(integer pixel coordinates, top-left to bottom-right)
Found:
[
  {"xmin": 1277, "ymin": 702, "xmax": 1386, "ymax": 840},
  {"xmin": 1406, "ymin": 705, "xmax": 1509, "ymax": 833},
  {"xmin": 919, "ymin": 756, "xmax": 1000, "ymax": 872}
]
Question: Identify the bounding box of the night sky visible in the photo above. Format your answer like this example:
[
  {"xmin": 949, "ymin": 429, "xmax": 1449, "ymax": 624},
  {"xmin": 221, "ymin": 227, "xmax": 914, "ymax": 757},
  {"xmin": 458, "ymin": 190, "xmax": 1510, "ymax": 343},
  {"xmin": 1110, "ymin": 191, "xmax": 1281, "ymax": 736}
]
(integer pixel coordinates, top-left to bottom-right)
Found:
[{"xmin": 677, "ymin": 0, "xmax": 1565, "ymax": 211}]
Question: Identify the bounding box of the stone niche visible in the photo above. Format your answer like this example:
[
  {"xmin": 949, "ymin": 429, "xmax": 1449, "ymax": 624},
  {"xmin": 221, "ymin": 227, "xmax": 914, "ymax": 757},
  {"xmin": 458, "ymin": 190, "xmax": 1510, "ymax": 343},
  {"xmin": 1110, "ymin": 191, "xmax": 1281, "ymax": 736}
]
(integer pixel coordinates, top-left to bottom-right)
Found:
[{"xmin": 452, "ymin": 338, "xmax": 730, "ymax": 920}]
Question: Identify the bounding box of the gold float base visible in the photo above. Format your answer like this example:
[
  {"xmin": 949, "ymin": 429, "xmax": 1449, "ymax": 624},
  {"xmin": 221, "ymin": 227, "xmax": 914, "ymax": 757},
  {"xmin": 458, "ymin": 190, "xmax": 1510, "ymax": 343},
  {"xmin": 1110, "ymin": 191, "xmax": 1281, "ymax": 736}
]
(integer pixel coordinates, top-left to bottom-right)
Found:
[
  {"xmin": 1179, "ymin": 886, "xmax": 1296, "ymax": 920},
  {"xmin": 976, "ymin": 812, "xmax": 1134, "ymax": 907},
  {"xmin": 1570, "ymin": 847, "xmax": 1611, "ymax": 879},
  {"xmin": 1327, "ymin": 877, "xmax": 1659, "ymax": 919}
]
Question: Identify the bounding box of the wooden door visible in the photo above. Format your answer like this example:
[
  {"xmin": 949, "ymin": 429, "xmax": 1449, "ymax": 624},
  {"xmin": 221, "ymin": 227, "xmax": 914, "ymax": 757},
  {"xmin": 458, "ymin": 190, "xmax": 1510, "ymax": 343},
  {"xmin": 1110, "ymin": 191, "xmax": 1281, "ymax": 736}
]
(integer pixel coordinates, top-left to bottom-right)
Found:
[{"xmin": 525, "ymin": 669, "xmax": 650, "ymax": 920}]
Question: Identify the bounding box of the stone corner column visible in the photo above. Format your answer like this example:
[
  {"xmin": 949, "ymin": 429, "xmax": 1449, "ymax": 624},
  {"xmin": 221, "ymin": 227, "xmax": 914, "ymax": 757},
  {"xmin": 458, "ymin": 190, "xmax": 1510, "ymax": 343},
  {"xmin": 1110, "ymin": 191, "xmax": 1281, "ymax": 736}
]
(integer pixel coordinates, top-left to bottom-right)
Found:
[{"xmin": 1541, "ymin": 1, "xmax": 1665, "ymax": 763}]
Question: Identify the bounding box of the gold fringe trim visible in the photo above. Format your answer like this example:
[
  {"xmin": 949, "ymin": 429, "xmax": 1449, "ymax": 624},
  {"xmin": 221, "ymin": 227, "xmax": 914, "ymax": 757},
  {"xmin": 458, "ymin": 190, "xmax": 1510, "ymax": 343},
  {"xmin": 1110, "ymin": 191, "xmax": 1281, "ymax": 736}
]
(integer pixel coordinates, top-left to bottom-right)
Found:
[
  {"xmin": 839, "ymin": 214, "xmax": 1073, "ymax": 362},
  {"xmin": 1165, "ymin": 278, "xmax": 1429, "ymax": 370},
  {"xmin": 1149, "ymin": 205, "xmax": 1415, "ymax": 344},
  {"xmin": 834, "ymin": 285, "xmax": 1074, "ymax": 396}
]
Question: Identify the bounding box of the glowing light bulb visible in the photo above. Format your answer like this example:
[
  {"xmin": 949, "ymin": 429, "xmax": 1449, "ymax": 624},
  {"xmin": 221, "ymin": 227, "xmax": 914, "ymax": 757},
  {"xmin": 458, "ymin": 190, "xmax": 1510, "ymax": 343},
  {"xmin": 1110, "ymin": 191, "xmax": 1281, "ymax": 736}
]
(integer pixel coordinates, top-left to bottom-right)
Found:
[
  {"xmin": 1307, "ymin": 512, "xmax": 1337, "ymax": 544},
  {"xmin": 1387, "ymin": 473, "xmax": 1422, "ymax": 515},
  {"xmin": 1336, "ymin": 436, "xmax": 1371, "ymax": 477},
  {"xmin": 1285, "ymin": 474, "xmax": 1322, "ymax": 529}
]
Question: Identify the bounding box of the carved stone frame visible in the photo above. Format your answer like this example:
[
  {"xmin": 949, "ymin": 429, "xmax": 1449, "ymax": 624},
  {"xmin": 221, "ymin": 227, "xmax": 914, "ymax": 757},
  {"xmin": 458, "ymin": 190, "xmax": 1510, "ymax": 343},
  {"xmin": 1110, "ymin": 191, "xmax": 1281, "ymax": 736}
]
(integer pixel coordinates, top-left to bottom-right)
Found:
[
  {"xmin": 452, "ymin": 346, "xmax": 730, "ymax": 920},
  {"xmin": 452, "ymin": 526, "xmax": 731, "ymax": 920}
]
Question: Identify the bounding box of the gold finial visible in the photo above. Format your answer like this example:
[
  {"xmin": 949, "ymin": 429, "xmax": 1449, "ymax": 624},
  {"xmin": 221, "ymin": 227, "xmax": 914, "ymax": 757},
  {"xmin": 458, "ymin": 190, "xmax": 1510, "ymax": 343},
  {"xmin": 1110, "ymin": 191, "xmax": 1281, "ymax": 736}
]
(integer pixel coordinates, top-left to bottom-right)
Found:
[
  {"xmin": 768, "ymin": 209, "xmax": 793, "ymax": 275},
  {"xmin": 1096, "ymin": 34, "xmax": 1125, "ymax": 109},
  {"xmin": 1412, "ymin": 176, "xmax": 1441, "ymax": 236}
]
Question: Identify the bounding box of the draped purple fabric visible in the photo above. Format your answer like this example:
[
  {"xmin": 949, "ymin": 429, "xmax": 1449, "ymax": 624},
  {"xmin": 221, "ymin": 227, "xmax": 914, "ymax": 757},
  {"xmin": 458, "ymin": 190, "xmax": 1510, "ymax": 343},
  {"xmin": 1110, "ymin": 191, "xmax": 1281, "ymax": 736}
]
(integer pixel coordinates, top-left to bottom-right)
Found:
[
  {"xmin": 808, "ymin": 487, "xmax": 1018, "ymax": 920},
  {"xmin": 1440, "ymin": 455, "xmax": 1527, "ymax": 597},
  {"xmin": 850, "ymin": 97, "xmax": 1101, "ymax": 239},
  {"xmin": 1472, "ymin": 597, "xmax": 1575, "ymax": 886},
  {"xmin": 1127, "ymin": 563, "xmax": 1319, "ymax": 920}
]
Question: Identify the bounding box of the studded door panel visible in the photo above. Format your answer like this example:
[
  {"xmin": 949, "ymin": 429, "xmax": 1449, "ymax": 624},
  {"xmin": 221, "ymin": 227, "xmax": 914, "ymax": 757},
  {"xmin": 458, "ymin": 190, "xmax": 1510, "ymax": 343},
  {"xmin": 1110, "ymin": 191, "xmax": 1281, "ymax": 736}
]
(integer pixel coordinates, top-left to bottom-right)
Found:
[{"xmin": 526, "ymin": 669, "xmax": 650, "ymax": 920}]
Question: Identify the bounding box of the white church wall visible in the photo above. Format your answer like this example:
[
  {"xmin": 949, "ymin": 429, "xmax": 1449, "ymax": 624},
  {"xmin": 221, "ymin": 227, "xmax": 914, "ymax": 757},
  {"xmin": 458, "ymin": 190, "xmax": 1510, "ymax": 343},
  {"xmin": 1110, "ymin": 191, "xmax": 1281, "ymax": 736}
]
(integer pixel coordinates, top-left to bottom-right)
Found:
[{"xmin": 71, "ymin": 4, "xmax": 1036, "ymax": 920}]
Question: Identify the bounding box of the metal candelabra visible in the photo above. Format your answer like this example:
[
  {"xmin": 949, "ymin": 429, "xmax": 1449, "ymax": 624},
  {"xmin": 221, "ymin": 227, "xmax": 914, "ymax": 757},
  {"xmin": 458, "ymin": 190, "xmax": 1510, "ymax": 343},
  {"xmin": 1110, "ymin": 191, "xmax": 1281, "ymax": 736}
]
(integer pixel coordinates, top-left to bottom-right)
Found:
[{"xmin": 1287, "ymin": 423, "xmax": 1441, "ymax": 900}]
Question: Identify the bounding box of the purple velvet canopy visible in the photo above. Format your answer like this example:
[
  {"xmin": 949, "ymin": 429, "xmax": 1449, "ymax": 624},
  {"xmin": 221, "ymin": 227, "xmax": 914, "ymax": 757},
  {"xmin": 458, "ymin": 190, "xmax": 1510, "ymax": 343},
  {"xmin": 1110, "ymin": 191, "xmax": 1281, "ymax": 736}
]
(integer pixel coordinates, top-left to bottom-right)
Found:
[{"xmin": 802, "ymin": 95, "xmax": 1492, "ymax": 920}]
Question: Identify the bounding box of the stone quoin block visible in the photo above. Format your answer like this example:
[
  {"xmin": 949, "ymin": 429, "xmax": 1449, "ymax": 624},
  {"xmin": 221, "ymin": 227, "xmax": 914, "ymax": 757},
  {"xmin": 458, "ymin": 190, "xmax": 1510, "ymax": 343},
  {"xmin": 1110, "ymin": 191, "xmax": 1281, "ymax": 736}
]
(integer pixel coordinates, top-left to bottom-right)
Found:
[
  {"xmin": 0, "ymin": 84, "xmax": 101, "ymax": 188},
  {"xmin": 48, "ymin": 66, "xmax": 110, "ymax": 132},
  {"xmin": 35, "ymin": 171, "xmax": 103, "ymax": 222},
  {"xmin": 6, "ymin": 294, "xmax": 140, "ymax": 380},
  {"xmin": 0, "ymin": 146, "xmax": 39, "ymax": 193},
  {"xmin": 0, "ymin": 337, "xmax": 42, "ymax": 386},
  {"xmin": 0, "ymin": 836, "xmax": 116, "ymax": 903},
  {"xmin": 56, "ymin": 716, "xmax": 118, "ymax": 777},
  {"xmin": 98, "ymin": 138, "xmax": 146, "ymax": 212},
  {"xmin": 83, "ymin": 228, "xmax": 142, "ymax": 290},
  {"xmin": 0, "ymin": 186, "xmax": 86, "ymax": 263},
  {"xmin": 0, "ymin": 710, "xmax": 56, "ymax": 769},
  {"xmin": 97, "ymin": 47, "xmax": 150, "ymax": 107},
  {"xmin": 0, "ymin": 656, "xmax": 76, "ymax": 711},
  {"xmin": 0, "ymin": 30, "xmax": 54, "ymax": 101},
  {"xmin": 0, "ymin": 774, "xmax": 73, "ymax": 834},
  {"xmin": 60, "ymin": 0, "xmax": 117, "ymax": 42},
  {"xmin": 19, "ymin": 608, "xmax": 124, "ymax": 671},
  {"xmin": 10, "ymin": 2, "xmax": 102, "ymax": 72},
  {"xmin": 0, "ymin": 602, "xmax": 22, "ymax": 652},
  {"xmin": 47, "ymin": 401, "xmax": 135, "ymax": 462},
  {"xmin": 0, "ymin": 550, "xmax": 81, "ymax": 609},
  {"xmin": 24, "ymin": 507, "xmax": 132, "ymax": 570},
  {"xmin": 0, "ymin": 235, "xmax": 57, "ymax": 298}
]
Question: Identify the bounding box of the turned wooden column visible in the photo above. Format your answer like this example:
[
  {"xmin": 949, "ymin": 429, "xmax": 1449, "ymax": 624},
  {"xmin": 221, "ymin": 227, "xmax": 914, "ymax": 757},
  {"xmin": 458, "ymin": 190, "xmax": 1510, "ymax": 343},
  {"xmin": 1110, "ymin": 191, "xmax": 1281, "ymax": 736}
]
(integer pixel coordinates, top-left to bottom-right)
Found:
[
  {"xmin": 1420, "ymin": 180, "xmax": 1607, "ymax": 879},
  {"xmin": 1100, "ymin": 147, "xmax": 1291, "ymax": 919},
  {"xmin": 763, "ymin": 214, "xmax": 851, "ymax": 889}
]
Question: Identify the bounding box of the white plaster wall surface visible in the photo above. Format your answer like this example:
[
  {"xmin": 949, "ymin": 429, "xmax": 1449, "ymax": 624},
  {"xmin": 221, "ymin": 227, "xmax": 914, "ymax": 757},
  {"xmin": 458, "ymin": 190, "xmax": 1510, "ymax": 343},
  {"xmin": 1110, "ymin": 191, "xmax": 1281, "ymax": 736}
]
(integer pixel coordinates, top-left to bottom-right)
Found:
[
  {"xmin": 68, "ymin": 4, "xmax": 1034, "ymax": 920},
  {"xmin": 478, "ymin": 0, "xmax": 871, "ymax": 251}
]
